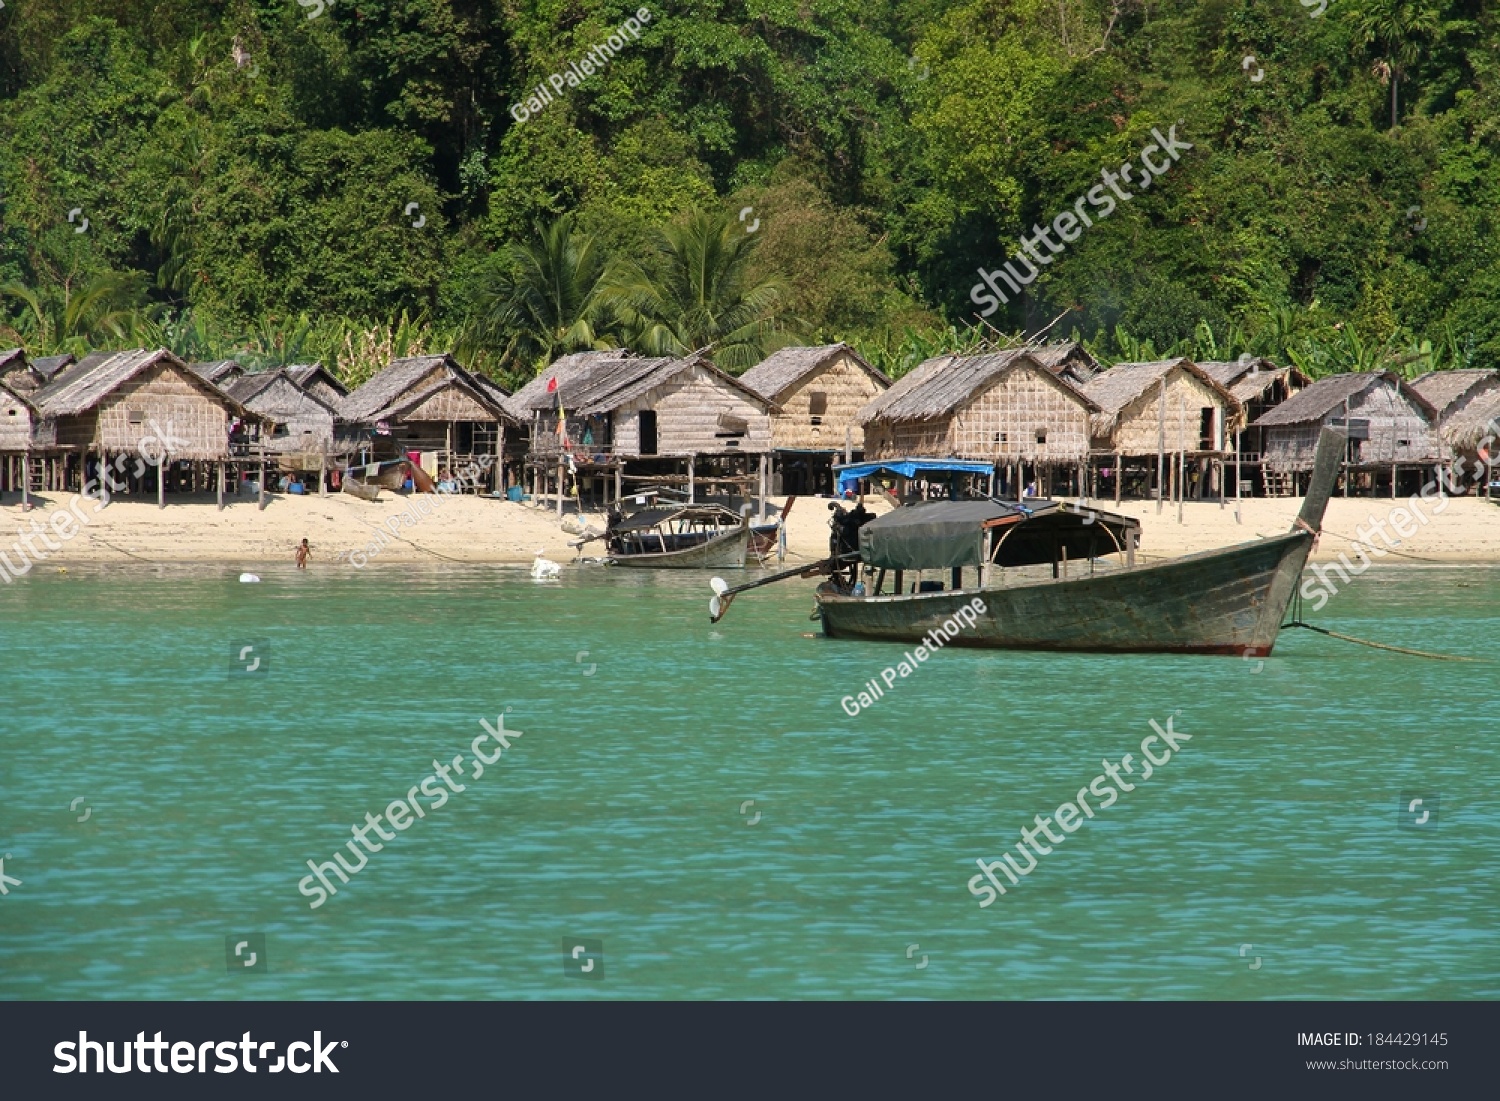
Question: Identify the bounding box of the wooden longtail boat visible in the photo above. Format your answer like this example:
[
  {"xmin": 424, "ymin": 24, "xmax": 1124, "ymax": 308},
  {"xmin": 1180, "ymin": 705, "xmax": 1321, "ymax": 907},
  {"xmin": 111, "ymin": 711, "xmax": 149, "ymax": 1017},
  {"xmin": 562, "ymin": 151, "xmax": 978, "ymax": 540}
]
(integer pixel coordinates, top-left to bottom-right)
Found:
[
  {"xmin": 714, "ymin": 428, "xmax": 1346, "ymax": 656},
  {"xmin": 606, "ymin": 504, "xmax": 769, "ymax": 569},
  {"xmin": 341, "ymin": 478, "xmax": 381, "ymax": 502}
]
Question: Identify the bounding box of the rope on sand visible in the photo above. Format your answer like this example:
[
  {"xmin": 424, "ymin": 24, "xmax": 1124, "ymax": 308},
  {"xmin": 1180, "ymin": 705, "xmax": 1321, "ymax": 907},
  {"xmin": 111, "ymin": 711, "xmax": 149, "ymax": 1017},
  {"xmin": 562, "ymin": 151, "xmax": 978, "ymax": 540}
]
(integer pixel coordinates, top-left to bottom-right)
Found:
[{"xmin": 1316, "ymin": 528, "xmax": 1448, "ymax": 564}]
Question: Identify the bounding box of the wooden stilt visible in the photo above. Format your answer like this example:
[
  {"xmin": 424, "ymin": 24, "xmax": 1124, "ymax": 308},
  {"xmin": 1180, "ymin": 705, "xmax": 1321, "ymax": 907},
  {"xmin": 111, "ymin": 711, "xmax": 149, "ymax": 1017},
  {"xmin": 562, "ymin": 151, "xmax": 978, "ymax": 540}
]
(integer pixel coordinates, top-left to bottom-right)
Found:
[
  {"xmin": 556, "ymin": 455, "xmax": 564, "ymax": 517},
  {"xmin": 1114, "ymin": 451, "xmax": 1122, "ymax": 506},
  {"xmin": 1156, "ymin": 378, "xmax": 1166, "ymax": 514},
  {"xmin": 258, "ymin": 442, "xmax": 267, "ymax": 511},
  {"xmin": 687, "ymin": 457, "xmax": 695, "ymax": 504},
  {"xmin": 217, "ymin": 460, "xmax": 225, "ymax": 510},
  {"xmin": 758, "ymin": 452, "xmax": 768, "ymax": 521},
  {"xmin": 158, "ymin": 451, "xmax": 166, "ymax": 508}
]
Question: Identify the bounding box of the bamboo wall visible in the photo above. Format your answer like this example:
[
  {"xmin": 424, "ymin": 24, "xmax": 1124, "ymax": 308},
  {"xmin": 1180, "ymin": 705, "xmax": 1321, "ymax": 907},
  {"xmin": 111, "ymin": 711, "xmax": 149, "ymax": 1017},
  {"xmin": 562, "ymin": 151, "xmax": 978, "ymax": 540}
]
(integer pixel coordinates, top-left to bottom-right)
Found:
[
  {"xmin": 951, "ymin": 366, "xmax": 1091, "ymax": 461},
  {"xmin": 610, "ymin": 367, "xmax": 772, "ymax": 456},
  {"xmin": 0, "ymin": 390, "xmax": 33, "ymax": 451},
  {"xmin": 1265, "ymin": 384, "xmax": 1438, "ymax": 471},
  {"xmin": 864, "ymin": 418, "xmax": 949, "ymax": 459},
  {"xmin": 769, "ymin": 352, "xmax": 885, "ymax": 450},
  {"xmin": 81, "ymin": 364, "xmax": 235, "ymax": 460},
  {"xmin": 1099, "ymin": 369, "xmax": 1228, "ymax": 455},
  {"xmin": 400, "ymin": 383, "xmax": 497, "ymax": 425}
]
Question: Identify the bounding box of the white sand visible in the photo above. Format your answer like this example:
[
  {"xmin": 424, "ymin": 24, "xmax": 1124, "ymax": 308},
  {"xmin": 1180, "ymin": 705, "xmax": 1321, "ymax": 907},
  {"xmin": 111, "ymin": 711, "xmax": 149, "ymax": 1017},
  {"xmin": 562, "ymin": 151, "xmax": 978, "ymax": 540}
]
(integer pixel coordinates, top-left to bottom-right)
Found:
[{"xmin": 3, "ymin": 487, "xmax": 1496, "ymax": 570}]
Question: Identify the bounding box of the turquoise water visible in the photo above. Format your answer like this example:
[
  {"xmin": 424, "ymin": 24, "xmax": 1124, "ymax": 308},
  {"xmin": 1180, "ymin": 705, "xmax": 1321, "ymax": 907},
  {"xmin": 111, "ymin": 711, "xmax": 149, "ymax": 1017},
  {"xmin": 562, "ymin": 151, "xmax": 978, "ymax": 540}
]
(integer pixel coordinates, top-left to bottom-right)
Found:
[{"xmin": 1, "ymin": 562, "xmax": 1497, "ymax": 999}]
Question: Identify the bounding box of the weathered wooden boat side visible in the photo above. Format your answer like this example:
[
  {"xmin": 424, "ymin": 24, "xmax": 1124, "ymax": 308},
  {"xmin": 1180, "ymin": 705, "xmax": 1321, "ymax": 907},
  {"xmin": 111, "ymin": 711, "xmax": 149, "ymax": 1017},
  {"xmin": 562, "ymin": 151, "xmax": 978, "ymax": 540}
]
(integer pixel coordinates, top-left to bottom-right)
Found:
[
  {"xmin": 341, "ymin": 478, "xmax": 380, "ymax": 501},
  {"xmin": 609, "ymin": 525, "xmax": 751, "ymax": 569},
  {"xmin": 818, "ymin": 530, "xmax": 1311, "ymax": 655}
]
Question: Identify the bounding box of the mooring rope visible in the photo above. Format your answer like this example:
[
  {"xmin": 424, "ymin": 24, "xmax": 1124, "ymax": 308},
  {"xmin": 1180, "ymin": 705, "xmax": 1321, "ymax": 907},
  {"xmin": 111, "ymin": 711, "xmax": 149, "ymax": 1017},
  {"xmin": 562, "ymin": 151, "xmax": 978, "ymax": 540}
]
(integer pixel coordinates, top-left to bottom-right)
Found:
[
  {"xmin": 1285, "ymin": 620, "xmax": 1477, "ymax": 662},
  {"xmin": 1316, "ymin": 527, "xmax": 1449, "ymax": 564}
]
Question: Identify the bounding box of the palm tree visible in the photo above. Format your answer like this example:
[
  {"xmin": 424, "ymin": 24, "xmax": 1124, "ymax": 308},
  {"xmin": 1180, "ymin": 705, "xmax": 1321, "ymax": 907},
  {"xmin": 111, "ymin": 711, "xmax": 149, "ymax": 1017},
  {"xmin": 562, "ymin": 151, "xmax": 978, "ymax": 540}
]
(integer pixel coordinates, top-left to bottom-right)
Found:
[
  {"xmin": 0, "ymin": 272, "xmax": 148, "ymax": 354},
  {"xmin": 469, "ymin": 214, "xmax": 615, "ymax": 374},
  {"xmin": 1349, "ymin": 0, "xmax": 1440, "ymax": 128},
  {"xmin": 600, "ymin": 209, "xmax": 792, "ymax": 371}
]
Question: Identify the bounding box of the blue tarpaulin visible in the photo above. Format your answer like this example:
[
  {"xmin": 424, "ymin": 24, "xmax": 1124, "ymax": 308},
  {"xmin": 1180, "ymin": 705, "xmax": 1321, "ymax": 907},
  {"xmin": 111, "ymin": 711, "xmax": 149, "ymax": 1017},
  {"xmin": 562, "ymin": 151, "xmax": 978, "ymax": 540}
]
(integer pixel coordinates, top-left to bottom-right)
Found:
[{"xmin": 834, "ymin": 458, "xmax": 994, "ymax": 497}]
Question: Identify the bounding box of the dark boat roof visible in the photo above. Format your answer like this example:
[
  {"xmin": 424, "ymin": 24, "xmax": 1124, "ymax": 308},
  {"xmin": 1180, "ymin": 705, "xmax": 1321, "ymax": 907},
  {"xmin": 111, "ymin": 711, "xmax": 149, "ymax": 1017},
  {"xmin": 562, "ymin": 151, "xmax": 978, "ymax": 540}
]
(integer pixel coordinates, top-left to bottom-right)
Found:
[
  {"xmin": 611, "ymin": 504, "xmax": 742, "ymax": 533},
  {"xmin": 859, "ymin": 497, "xmax": 1138, "ymax": 570}
]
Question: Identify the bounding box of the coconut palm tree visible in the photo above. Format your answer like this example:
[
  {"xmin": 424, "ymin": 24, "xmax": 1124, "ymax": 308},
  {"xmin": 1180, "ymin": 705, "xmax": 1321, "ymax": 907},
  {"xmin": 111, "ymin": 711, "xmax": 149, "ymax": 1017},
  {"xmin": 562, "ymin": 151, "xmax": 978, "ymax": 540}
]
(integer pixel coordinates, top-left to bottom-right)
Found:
[
  {"xmin": 468, "ymin": 214, "xmax": 616, "ymax": 374},
  {"xmin": 600, "ymin": 209, "xmax": 793, "ymax": 371}
]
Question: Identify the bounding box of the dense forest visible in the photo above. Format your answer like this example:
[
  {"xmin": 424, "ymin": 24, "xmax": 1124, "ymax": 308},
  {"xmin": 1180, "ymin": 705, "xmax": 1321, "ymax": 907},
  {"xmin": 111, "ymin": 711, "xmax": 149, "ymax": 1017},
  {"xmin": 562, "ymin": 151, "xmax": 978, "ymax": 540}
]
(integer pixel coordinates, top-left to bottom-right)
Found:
[{"xmin": 1, "ymin": 0, "xmax": 1496, "ymax": 388}]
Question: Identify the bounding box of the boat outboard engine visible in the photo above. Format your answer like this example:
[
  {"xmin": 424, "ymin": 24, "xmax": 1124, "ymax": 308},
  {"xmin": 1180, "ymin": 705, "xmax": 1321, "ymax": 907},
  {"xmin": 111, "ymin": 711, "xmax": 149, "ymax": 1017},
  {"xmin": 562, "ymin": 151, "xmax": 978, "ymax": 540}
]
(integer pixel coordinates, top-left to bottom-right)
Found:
[{"xmin": 827, "ymin": 502, "xmax": 874, "ymax": 587}]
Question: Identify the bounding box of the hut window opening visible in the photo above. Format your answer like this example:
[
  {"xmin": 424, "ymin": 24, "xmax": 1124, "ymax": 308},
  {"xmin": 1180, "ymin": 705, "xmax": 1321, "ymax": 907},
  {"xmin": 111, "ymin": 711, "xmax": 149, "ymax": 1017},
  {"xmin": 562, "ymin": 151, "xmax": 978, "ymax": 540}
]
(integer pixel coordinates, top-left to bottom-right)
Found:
[
  {"xmin": 808, "ymin": 391, "xmax": 828, "ymax": 421},
  {"xmin": 1035, "ymin": 429, "xmax": 1047, "ymax": 445},
  {"xmin": 638, "ymin": 410, "xmax": 658, "ymax": 455},
  {"xmin": 994, "ymin": 432, "xmax": 1007, "ymax": 444},
  {"xmin": 1199, "ymin": 408, "xmax": 1216, "ymax": 450},
  {"xmin": 127, "ymin": 410, "xmax": 145, "ymax": 426}
]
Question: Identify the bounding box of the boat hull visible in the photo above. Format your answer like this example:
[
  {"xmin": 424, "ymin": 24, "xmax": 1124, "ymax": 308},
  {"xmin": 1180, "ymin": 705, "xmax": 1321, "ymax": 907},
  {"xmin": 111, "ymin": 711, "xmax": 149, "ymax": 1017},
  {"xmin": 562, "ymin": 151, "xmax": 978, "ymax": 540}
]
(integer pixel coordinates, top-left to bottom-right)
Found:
[
  {"xmin": 817, "ymin": 532, "xmax": 1313, "ymax": 655},
  {"xmin": 609, "ymin": 526, "xmax": 751, "ymax": 569}
]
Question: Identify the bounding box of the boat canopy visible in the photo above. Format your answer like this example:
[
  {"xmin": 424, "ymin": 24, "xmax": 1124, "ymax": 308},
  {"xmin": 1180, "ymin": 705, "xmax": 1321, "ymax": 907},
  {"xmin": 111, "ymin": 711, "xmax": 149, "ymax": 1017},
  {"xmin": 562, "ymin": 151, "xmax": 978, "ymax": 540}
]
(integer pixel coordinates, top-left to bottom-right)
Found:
[
  {"xmin": 834, "ymin": 458, "xmax": 994, "ymax": 497},
  {"xmin": 859, "ymin": 499, "xmax": 1019, "ymax": 569},
  {"xmin": 611, "ymin": 504, "xmax": 741, "ymax": 533},
  {"xmin": 858, "ymin": 498, "xmax": 1140, "ymax": 570}
]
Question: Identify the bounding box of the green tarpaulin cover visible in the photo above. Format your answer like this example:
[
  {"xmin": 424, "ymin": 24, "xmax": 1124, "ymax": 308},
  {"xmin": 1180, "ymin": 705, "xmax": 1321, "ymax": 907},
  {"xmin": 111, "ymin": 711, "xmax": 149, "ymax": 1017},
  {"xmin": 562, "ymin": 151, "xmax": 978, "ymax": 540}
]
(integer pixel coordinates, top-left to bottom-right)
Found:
[{"xmin": 859, "ymin": 499, "xmax": 1024, "ymax": 569}]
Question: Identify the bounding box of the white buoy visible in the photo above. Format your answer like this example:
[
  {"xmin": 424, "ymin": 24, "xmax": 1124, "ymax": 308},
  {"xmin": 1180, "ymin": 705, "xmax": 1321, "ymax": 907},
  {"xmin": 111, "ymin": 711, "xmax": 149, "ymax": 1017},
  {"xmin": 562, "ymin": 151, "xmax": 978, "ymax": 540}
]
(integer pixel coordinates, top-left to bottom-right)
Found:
[
  {"xmin": 710, "ymin": 577, "xmax": 729, "ymax": 595},
  {"xmin": 239, "ymin": 573, "xmax": 261, "ymax": 584},
  {"xmin": 530, "ymin": 551, "xmax": 561, "ymax": 580}
]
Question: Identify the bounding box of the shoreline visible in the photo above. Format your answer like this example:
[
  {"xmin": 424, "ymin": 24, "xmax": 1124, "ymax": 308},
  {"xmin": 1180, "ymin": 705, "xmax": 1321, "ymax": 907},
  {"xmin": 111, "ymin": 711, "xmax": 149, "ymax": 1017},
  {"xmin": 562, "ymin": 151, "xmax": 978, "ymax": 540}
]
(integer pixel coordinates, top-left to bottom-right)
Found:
[{"xmin": 1, "ymin": 491, "xmax": 1497, "ymax": 570}]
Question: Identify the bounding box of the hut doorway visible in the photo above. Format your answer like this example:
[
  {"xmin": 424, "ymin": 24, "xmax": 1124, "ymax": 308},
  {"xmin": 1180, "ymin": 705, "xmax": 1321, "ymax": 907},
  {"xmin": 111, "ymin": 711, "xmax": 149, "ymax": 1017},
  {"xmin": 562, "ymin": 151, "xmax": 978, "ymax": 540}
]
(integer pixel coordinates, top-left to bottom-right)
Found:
[{"xmin": 639, "ymin": 410, "xmax": 658, "ymax": 456}]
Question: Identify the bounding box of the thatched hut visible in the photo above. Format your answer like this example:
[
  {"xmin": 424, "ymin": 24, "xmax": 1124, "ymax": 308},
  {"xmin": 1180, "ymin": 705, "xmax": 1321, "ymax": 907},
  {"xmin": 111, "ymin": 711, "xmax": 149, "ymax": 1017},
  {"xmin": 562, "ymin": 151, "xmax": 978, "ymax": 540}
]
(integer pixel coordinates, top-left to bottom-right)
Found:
[
  {"xmin": 1441, "ymin": 391, "xmax": 1500, "ymax": 488},
  {"xmin": 1409, "ymin": 370, "xmax": 1500, "ymax": 476},
  {"xmin": 0, "ymin": 378, "xmax": 41, "ymax": 501},
  {"xmin": 513, "ymin": 350, "xmax": 776, "ymax": 511},
  {"xmin": 1252, "ymin": 371, "xmax": 1439, "ymax": 497},
  {"xmin": 1197, "ymin": 358, "xmax": 1311, "ymax": 494},
  {"xmin": 739, "ymin": 343, "xmax": 890, "ymax": 494},
  {"xmin": 29, "ymin": 347, "xmax": 263, "ymax": 507},
  {"xmin": 31, "ymin": 354, "xmax": 76, "ymax": 383},
  {"xmin": 857, "ymin": 348, "xmax": 1099, "ymax": 497},
  {"xmin": 1080, "ymin": 358, "xmax": 1244, "ymax": 502},
  {"xmin": 220, "ymin": 369, "xmax": 349, "ymax": 493},
  {"xmin": 340, "ymin": 353, "xmax": 516, "ymax": 490}
]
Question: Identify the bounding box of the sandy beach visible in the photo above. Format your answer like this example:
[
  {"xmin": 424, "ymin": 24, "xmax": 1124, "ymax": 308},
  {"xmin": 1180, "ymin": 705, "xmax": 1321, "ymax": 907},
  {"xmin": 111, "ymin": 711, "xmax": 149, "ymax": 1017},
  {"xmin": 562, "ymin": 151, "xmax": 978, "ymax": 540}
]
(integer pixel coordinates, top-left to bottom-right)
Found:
[{"xmin": 2, "ymin": 487, "xmax": 1497, "ymax": 572}]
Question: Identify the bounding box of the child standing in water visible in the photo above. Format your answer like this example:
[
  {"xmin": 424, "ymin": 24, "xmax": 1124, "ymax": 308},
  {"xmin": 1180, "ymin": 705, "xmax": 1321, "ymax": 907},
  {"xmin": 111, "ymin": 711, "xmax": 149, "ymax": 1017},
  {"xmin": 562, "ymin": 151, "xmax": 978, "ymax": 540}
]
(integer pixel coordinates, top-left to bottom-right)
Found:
[{"xmin": 295, "ymin": 539, "xmax": 312, "ymax": 569}]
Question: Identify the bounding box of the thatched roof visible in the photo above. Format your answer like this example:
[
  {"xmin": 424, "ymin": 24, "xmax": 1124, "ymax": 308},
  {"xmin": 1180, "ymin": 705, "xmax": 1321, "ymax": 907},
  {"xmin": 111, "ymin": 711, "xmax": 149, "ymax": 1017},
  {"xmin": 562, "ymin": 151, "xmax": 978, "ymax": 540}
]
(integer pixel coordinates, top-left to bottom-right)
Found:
[
  {"xmin": 189, "ymin": 360, "xmax": 245, "ymax": 385},
  {"xmin": 1081, "ymin": 358, "xmax": 1244, "ymax": 430},
  {"xmin": 341, "ymin": 353, "xmax": 515, "ymax": 425},
  {"xmin": 1252, "ymin": 371, "xmax": 1437, "ymax": 427},
  {"xmin": 224, "ymin": 369, "xmax": 339, "ymax": 416},
  {"xmin": 0, "ymin": 376, "xmax": 39, "ymax": 414},
  {"xmin": 739, "ymin": 343, "xmax": 889, "ymax": 401},
  {"xmin": 514, "ymin": 351, "xmax": 774, "ymax": 416},
  {"xmin": 30, "ymin": 354, "xmax": 76, "ymax": 381},
  {"xmin": 285, "ymin": 362, "xmax": 348, "ymax": 397},
  {"xmin": 1443, "ymin": 391, "xmax": 1500, "ymax": 450},
  {"xmin": 1197, "ymin": 358, "xmax": 1311, "ymax": 403},
  {"xmin": 509, "ymin": 350, "xmax": 639, "ymax": 415},
  {"xmin": 858, "ymin": 348, "xmax": 1096, "ymax": 426},
  {"xmin": 31, "ymin": 348, "xmax": 252, "ymax": 418},
  {"xmin": 1025, "ymin": 341, "xmax": 1103, "ymax": 384},
  {"xmin": 1408, "ymin": 369, "xmax": 1499, "ymax": 417},
  {"xmin": 0, "ymin": 348, "xmax": 25, "ymax": 372}
]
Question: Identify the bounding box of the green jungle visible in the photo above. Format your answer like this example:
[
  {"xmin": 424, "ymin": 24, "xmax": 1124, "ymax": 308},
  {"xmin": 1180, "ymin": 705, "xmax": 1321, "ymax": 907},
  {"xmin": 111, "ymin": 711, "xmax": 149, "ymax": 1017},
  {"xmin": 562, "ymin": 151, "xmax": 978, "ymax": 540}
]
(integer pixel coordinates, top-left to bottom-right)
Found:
[{"xmin": 1, "ymin": 0, "xmax": 1495, "ymax": 388}]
